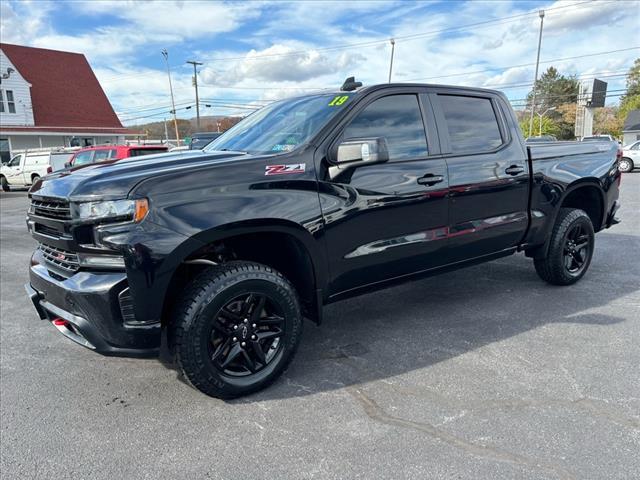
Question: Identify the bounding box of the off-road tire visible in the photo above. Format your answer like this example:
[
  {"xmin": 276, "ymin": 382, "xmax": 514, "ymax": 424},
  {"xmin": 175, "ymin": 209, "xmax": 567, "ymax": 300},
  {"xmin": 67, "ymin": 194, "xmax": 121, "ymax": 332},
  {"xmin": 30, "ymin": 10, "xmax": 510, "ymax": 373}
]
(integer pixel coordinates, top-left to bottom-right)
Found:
[
  {"xmin": 170, "ymin": 261, "xmax": 303, "ymax": 398},
  {"xmin": 1, "ymin": 176, "xmax": 9, "ymax": 192},
  {"xmin": 534, "ymin": 208, "xmax": 595, "ymax": 286}
]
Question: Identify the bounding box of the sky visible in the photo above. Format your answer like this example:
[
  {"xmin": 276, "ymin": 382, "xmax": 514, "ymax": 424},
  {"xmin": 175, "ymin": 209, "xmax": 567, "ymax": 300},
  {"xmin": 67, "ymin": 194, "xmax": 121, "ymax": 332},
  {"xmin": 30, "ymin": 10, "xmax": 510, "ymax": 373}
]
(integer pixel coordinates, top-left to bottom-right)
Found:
[{"xmin": 1, "ymin": 0, "xmax": 638, "ymax": 126}]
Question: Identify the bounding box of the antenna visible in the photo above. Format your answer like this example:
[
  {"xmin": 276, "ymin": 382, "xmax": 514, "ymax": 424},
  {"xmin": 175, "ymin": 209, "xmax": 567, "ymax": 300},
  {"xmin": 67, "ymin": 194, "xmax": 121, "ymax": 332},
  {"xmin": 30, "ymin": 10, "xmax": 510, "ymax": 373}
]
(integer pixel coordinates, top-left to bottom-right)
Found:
[{"xmin": 340, "ymin": 76, "xmax": 362, "ymax": 92}]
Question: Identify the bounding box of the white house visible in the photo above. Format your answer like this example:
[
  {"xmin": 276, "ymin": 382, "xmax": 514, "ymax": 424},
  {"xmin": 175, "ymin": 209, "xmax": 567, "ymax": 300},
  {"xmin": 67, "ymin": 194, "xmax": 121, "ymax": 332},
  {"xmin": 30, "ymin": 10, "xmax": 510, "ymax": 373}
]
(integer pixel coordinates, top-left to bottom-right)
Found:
[{"xmin": 0, "ymin": 43, "xmax": 136, "ymax": 163}]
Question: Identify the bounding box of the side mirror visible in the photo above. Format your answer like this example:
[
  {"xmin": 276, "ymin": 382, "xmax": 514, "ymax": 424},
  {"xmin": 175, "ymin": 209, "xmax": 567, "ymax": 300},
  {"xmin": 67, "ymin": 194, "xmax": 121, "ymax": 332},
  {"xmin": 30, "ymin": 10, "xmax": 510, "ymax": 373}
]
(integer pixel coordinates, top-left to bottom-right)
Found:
[
  {"xmin": 336, "ymin": 137, "xmax": 389, "ymax": 165},
  {"xmin": 330, "ymin": 137, "xmax": 389, "ymax": 180}
]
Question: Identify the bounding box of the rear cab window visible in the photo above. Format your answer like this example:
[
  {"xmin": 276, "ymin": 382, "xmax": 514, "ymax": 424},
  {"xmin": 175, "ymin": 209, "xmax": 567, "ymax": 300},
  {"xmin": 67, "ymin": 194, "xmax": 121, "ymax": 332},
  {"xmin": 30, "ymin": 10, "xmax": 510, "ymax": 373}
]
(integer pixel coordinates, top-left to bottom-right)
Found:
[{"xmin": 437, "ymin": 94, "xmax": 504, "ymax": 154}]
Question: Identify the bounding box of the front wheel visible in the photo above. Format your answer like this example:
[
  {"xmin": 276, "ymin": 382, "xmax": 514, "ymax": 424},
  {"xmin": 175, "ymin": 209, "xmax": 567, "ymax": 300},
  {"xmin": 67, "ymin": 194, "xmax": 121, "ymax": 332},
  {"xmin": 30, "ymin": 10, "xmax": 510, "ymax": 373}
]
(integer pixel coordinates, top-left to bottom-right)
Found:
[
  {"xmin": 1, "ymin": 176, "xmax": 9, "ymax": 192},
  {"xmin": 170, "ymin": 261, "xmax": 303, "ymax": 398},
  {"xmin": 618, "ymin": 157, "xmax": 634, "ymax": 173},
  {"xmin": 534, "ymin": 208, "xmax": 595, "ymax": 285}
]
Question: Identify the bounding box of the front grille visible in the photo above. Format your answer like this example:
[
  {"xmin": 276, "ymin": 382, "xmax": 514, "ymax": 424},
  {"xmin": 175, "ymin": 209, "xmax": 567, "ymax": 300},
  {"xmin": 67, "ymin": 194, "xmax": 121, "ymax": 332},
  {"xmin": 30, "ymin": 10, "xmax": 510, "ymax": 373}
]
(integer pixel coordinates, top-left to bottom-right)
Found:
[
  {"xmin": 31, "ymin": 199, "xmax": 71, "ymax": 220},
  {"xmin": 39, "ymin": 243, "xmax": 80, "ymax": 276},
  {"xmin": 35, "ymin": 223, "xmax": 70, "ymax": 239}
]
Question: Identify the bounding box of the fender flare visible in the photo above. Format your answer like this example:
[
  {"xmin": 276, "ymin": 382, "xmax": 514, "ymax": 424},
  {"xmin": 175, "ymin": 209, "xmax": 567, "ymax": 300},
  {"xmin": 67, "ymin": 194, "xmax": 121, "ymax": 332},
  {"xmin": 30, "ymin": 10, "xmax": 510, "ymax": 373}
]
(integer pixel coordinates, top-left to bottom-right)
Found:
[{"xmin": 537, "ymin": 179, "xmax": 605, "ymax": 258}]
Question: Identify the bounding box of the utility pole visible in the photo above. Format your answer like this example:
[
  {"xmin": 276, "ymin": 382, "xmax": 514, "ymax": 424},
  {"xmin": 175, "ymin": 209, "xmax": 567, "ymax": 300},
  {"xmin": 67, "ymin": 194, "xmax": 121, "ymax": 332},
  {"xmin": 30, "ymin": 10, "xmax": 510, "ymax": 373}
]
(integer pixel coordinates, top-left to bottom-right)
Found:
[
  {"xmin": 163, "ymin": 118, "xmax": 169, "ymax": 144},
  {"xmin": 161, "ymin": 49, "xmax": 180, "ymax": 144},
  {"xmin": 528, "ymin": 10, "xmax": 545, "ymax": 138},
  {"xmin": 388, "ymin": 38, "xmax": 396, "ymax": 83},
  {"xmin": 186, "ymin": 60, "xmax": 203, "ymax": 130}
]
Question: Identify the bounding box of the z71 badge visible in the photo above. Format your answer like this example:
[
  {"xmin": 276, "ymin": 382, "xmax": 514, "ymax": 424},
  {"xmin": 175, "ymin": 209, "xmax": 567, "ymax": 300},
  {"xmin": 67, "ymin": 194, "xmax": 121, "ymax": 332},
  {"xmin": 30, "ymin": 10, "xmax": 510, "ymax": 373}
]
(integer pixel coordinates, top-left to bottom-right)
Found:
[{"xmin": 265, "ymin": 164, "xmax": 306, "ymax": 176}]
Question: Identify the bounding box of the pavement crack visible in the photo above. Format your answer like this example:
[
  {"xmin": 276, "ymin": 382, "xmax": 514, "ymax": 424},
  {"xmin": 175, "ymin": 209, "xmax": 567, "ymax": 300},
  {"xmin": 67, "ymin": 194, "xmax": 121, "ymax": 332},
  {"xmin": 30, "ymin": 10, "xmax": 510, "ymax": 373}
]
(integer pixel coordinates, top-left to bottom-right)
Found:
[{"xmin": 347, "ymin": 386, "xmax": 576, "ymax": 480}]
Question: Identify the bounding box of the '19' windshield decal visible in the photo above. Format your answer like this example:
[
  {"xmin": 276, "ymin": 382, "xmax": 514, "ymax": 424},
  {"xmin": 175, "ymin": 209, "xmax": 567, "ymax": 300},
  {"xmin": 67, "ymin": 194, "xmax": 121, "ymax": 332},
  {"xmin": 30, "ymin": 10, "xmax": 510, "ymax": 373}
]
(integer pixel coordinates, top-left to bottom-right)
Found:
[
  {"xmin": 265, "ymin": 164, "xmax": 306, "ymax": 176},
  {"xmin": 328, "ymin": 95, "xmax": 349, "ymax": 106}
]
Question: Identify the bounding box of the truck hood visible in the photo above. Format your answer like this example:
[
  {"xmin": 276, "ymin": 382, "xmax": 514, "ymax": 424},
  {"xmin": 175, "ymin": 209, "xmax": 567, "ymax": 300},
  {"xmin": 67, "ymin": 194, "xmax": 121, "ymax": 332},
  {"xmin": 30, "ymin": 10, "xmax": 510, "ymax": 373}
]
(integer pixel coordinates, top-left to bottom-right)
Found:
[{"xmin": 30, "ymin": 150, "xmax": 250, "ymax": 201}]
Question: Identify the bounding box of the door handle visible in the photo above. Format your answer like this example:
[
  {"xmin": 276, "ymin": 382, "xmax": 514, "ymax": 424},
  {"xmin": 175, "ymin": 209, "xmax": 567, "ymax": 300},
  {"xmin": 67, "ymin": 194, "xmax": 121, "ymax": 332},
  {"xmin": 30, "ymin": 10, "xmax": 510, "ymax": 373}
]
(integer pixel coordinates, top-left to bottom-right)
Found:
[
  {"xmin": 417, "ymin": 174, "xmax": 445, "ymax": 186},
  {"xmin": 505, "ymin": 165, "xmax": 525, "ymax": 176}
]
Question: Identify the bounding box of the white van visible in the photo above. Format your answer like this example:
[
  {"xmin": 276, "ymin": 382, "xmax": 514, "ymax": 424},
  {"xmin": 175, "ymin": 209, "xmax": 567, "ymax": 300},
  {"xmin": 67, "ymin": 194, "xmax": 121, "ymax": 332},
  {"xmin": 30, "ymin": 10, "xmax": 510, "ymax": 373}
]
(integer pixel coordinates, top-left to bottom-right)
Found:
[{"xmin": 1, "ymin": 148, "xmax": 77, "ymax": 191}]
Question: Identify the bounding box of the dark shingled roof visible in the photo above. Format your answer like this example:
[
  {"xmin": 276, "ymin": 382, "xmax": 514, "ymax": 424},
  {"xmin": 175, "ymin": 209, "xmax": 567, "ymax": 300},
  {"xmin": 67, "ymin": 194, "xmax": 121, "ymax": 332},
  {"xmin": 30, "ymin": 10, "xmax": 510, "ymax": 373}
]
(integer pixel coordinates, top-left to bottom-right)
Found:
[
  {"xmin": 1, "ymin": 43, "xmax": 124, "ymax": 130},
  {"xmin": 624, "ymin": 109, "xmax": 640, "ymax": 132}
]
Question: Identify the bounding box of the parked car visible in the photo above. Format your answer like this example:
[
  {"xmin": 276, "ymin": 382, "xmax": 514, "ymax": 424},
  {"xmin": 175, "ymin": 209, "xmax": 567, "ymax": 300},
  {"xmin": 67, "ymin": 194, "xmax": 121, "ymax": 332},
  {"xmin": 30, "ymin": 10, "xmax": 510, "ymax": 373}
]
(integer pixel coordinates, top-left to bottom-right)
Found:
[
  {"xmin": 189, "ymin": 132, "xmax": 222, "ymax": 150},
  {"xmin": 619, "ymin": 140, "xmax": 639, "ymax": 173},
  {"xmin": 65, "ymin": 144, "xmax": 169, "ymax": 168},
  {"xmin": 25, "ymin": 80, "xmax": 621, "ymax": 398},
  {"xmin": 525, "ymin": 135, "xmax": 557, "ymax": 143},
  {"xmin": 1, "ymin": 150, "xmax": 53, "ymax": 191}
]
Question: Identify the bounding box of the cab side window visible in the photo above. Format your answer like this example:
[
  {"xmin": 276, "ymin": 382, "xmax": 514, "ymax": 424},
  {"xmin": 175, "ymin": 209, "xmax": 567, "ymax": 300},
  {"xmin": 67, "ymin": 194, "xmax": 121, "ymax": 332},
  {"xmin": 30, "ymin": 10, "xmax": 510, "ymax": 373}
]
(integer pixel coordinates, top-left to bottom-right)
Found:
[
  {"xmin": 93, "ymin": 149, "xmax": 111, "ymax": 161},
  {"xmin": 73, "ymin": 151, "xmax": 94, "ymax": 166},
  {"xmin": 8, "ymin": 155, "xmax": 22, "ymax": 167},
  {"xmin": 438, "ymin": 95, "xmax": 504, "ymax": 153},
  {"xmin": 343, "ymin": 94, "xmax": 428, "ymax": 161}
]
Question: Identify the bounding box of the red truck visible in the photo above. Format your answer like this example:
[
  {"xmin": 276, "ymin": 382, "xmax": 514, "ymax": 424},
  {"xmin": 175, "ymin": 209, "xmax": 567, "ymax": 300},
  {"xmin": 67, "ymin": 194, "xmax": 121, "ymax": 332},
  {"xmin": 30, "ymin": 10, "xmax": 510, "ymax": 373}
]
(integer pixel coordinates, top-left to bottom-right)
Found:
[{"xmin": 66, "ymin": 145, "xmax": 169, "ymax": 168}]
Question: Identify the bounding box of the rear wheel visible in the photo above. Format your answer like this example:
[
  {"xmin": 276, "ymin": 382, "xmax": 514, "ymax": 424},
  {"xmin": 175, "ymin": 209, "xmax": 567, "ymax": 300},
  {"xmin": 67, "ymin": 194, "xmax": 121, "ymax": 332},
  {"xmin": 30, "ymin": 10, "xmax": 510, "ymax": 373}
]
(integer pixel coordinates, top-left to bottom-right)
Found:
[
  {"xmin": 618, "ymin": 157, "xmax": 634, "ymax": 173},
  {"xmin": 170, "ymin": 261, "xmax": 303, "ymax": 398},
  {"xmin": 534, "ymin": 208, "xmax": 595, "ymax": 285},
  {"xmin": 31, "ymin": 174, "xmax": 40, "ymax": 185},
  {"xmin": 1, "ymin": 176, "xmax": 9, "ymax": 192}
]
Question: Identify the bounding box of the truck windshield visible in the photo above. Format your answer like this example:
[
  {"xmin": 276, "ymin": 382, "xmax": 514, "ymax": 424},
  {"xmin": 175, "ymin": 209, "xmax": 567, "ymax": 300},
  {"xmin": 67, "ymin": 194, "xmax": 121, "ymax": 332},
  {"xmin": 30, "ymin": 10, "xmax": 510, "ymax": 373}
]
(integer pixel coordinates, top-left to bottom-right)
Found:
[{"xmin": 203, "ymin": 93, "xmax": 353, "ymax": 155}]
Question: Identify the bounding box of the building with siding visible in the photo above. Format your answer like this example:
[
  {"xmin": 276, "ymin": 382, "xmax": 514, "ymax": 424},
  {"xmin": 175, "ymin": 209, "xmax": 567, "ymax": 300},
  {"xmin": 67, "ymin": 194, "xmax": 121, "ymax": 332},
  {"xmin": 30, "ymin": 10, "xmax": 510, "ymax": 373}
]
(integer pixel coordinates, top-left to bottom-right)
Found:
[{"xmin": 0, "ymin": 43, "xmax": 134, "ymax": 163}]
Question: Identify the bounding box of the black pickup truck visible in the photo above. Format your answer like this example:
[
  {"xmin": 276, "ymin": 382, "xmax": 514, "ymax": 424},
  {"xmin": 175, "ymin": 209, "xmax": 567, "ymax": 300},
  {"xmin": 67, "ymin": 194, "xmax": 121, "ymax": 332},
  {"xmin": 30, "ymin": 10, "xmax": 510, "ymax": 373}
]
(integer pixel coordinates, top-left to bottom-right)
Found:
[{"xmin": 25, "ymin": 79, "xmax": 621, "ymax": 398}]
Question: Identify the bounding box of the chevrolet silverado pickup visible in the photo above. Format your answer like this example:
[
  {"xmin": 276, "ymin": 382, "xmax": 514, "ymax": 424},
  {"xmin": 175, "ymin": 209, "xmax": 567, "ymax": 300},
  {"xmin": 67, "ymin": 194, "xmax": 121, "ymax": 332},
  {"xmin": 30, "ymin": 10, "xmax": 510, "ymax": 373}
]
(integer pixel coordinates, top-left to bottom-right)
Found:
[{"xmin": 25, "ymin": 79, "xmax": 622, "ymax": 398}]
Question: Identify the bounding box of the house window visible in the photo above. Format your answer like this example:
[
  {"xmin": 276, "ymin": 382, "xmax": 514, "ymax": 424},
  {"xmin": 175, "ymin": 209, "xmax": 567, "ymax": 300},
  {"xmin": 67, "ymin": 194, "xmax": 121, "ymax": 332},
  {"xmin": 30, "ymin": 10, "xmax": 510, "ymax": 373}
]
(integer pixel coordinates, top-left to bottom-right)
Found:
[
  {"xmin": 0, "ymin": 90, "xmax": 16, "ymax": 114},
  {"xmin": 6, "ymin": 90, "xmax": 16, "ymax": 113}
]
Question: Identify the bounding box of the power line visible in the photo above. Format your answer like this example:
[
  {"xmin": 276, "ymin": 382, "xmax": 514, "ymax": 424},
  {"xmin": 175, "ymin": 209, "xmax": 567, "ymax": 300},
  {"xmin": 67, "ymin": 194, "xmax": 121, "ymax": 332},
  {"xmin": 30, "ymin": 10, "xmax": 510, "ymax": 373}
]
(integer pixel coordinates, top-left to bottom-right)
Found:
[
  {"xmin": 100, "ymin": 0, "xmax": 602, "ymax": 84},
  {"xmin": 403, "ymin": 47, "xmax": 640, "ymax": 82}
]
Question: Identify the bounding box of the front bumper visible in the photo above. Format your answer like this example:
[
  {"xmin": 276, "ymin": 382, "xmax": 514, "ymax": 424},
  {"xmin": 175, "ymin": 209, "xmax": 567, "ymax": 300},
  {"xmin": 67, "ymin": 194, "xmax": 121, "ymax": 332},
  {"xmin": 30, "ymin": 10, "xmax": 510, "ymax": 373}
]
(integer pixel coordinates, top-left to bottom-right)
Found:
[{"xmin": 26, "ymin": 260, "xmax": 160, "ymax": 357}]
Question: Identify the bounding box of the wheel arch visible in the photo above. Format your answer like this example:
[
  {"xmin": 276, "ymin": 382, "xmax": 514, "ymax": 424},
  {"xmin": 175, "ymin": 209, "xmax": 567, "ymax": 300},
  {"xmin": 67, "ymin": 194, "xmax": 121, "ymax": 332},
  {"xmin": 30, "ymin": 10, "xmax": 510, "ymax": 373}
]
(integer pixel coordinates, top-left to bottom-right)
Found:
[
  {"xmin": 159, "ymin": 220, "xmax": 326, "ymax": 326},
  {"xmin": 533, "ymin": 179, "xmax": 605, "ymax": 259}
]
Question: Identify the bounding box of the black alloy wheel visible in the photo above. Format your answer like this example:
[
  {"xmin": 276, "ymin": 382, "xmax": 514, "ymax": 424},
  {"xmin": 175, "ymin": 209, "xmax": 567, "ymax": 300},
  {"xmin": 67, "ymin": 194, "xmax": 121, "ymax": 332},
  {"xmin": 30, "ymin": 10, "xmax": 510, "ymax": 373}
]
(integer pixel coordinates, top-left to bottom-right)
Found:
[
  {"xmin": 562, "ymin": 223, "xmax": 591, "ymax": 275},
  {"xmin": 210, "ymin": 293, "xmax": 285, "ymax": 376}
]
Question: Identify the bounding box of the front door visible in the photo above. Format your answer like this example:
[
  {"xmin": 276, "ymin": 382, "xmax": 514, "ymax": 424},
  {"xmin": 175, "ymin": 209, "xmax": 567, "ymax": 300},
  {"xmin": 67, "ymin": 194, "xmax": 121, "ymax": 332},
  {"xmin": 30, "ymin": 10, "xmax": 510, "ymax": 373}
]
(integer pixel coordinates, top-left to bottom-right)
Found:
[
  {"xmin": 3, "ymin": 154, "xmax": 24, "ymax": 185},
  {"xmin": 430, "ymin": 91, "xmax": 530, "ymax": 261},
  {"xmin": 318, "ymin": 91, "xmax": 450, "ymax": 296}
]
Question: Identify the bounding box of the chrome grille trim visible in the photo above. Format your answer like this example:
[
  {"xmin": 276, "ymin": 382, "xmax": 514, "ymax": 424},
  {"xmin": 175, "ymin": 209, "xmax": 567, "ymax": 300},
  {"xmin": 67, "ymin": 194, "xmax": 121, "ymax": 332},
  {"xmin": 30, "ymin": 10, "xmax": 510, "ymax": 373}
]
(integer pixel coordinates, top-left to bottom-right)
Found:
[
  {"xmin": 31, "ymin": 199, "xmax": 71, "ymax": 220},
  {"xmin": 38, "ymin": 243, "xmax": 80, "ymax": 275}
]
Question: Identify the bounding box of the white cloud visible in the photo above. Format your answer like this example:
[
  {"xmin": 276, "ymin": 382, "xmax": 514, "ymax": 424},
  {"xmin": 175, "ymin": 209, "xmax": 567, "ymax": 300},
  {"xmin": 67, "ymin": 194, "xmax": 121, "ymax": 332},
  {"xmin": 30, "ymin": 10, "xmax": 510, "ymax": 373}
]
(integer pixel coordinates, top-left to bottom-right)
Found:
[{"xmin": 200, "ymin": 44, "xmax": 366, "ymax": 85}]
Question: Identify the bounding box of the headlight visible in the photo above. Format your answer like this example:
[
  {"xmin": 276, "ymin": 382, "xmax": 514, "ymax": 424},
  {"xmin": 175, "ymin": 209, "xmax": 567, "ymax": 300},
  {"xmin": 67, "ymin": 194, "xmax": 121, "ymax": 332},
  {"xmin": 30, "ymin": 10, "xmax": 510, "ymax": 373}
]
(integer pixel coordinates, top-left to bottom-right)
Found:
[{"xmin": 73, "ymin": 198, "xmax": 148, "ymax": 223}]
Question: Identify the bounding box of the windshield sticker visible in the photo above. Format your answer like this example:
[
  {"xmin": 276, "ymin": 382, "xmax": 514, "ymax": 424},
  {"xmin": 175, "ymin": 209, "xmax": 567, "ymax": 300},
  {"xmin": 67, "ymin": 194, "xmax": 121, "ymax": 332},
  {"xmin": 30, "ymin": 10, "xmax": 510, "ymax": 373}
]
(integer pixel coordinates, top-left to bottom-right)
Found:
[
  {"xmin": 265, "ymin": 164, "xmax": 306, "ymax": 176},
  {"xmin": 328, "ymin": 95, "xmax": 349, "ymax": 106},
  {"xmin": 271, "ymin": 144, "xmax": 296, "ymax": 152}
]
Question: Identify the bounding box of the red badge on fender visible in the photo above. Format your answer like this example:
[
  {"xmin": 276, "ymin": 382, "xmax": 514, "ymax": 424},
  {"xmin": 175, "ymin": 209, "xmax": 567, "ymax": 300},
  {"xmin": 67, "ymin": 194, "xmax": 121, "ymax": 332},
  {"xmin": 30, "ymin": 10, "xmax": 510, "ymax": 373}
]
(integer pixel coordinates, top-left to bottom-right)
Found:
[{"xmin": 265, "ymin": 164, "xmax": 306, "ymax": 176}]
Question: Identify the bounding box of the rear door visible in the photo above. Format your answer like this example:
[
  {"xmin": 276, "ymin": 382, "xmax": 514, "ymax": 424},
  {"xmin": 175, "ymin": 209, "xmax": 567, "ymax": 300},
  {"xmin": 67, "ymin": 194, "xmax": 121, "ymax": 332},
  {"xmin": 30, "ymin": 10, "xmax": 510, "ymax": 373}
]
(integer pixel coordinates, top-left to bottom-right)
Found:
[
  {"xmin": 431, "ymin": 90, "xmax": 529, "ymax": 260},
  {"xmin": 318, "ymin": 89, "xmax": 450, "ymax": 295}
]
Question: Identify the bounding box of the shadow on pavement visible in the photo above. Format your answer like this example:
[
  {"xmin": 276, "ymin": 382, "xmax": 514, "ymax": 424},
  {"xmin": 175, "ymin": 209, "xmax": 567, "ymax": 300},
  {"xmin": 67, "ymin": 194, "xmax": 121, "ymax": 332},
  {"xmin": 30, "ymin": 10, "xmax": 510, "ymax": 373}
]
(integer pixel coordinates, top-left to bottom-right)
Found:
[{"xmin": 157, "ymin": 232, "xmax": 638, "ymax": 401}]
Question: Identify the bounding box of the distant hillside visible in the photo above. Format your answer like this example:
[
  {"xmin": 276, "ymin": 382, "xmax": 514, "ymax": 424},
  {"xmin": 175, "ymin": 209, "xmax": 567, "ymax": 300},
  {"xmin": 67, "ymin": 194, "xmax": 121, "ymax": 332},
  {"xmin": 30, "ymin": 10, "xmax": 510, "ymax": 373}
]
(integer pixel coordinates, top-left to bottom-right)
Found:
[{"xmin": 132, "ymin": 115, "xmax": 244, "ymax": 140}]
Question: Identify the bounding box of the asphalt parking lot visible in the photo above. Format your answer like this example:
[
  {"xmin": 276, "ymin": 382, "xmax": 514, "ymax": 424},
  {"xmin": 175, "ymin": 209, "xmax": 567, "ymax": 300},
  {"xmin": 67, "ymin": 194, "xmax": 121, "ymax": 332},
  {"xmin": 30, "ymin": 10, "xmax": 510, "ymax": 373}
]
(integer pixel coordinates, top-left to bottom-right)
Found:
[{"xmin": 1, "ymin": 175, "xmax": 638, "ymax": 480}]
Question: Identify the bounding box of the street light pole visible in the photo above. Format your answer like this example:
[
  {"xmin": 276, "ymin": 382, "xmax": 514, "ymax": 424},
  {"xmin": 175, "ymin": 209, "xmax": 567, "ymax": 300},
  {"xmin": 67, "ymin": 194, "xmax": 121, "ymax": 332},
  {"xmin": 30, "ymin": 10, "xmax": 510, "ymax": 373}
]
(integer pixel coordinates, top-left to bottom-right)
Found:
[
  {"xmin": 528, "ymin": 10, "xmax": 545, "ymax": 138},
  {"xmin": 186, "ymin": 60, "xmax": 203, "ymax": 130},
  {"xmin": 537, "ymin": 106, "xmax": 556, "ymax": 136},
  {"xmin": 388, "ymin": 38, "xmax": 396, "ymax": 83},
  {"xmin": 161, "ymin": 49, "xmax": 180, "ymax": 144}
]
